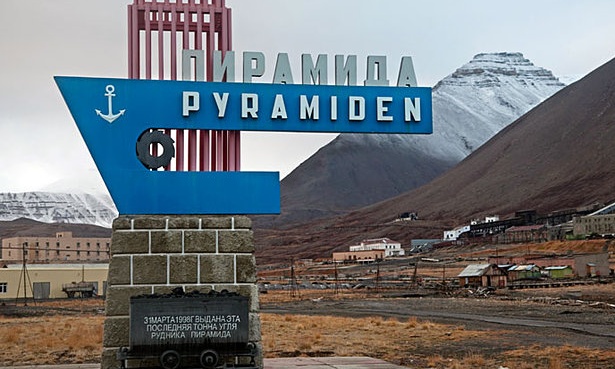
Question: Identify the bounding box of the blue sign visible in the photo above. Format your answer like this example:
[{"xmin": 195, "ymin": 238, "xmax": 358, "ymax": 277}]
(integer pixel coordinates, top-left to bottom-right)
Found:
[{"xmin": 55, "ymin": 76, "xmax": 432, "ymax": 215}]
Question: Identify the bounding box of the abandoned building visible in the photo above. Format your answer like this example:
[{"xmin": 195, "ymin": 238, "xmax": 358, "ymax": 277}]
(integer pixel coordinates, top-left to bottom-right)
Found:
[
  {"xmin": 457, "ymin": 264, "xmax": 508, "ymax": 288},
  {"xmin": 489, "ymin": 252, "xmax": 610, "ymax": 278},
  {"xmin": 332, "ymin": 238, "xmax": 404, "ymax": 262},
  {"xmin": 1, "ymin": 232, "xmax": 111, "ymax": 265}
]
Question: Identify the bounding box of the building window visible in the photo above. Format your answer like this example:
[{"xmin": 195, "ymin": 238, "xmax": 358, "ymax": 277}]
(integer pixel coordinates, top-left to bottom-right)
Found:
[
  {"xmin": 0, "ymin": 283, "xmax": 7, "ymax": 294},
  {"xmin": 77, "ymin": 242, "xmax": 81, "ymax": 248}
]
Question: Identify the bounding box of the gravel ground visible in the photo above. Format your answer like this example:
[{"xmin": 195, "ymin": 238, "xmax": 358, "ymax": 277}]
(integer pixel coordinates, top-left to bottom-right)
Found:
[{"xmin": 262, "ymin": 294, "xmax": 615, "ymax": 351}]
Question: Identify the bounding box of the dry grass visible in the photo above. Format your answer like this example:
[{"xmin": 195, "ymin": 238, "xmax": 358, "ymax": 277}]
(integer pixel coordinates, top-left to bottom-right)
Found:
[
  {"xmin": 261, "ymin": 313, "xmax": 487, "ymax": 367},
  {"xmin": 501, "ymin": 344, "xmax": 615, "ymax": 369},
  {"xmin": 0, "ymin": 314, "xmax": 104, "ymax": 365},
  {"xmin": 2, "ymin": 298, "xmax": 615, "ymax": 368}
]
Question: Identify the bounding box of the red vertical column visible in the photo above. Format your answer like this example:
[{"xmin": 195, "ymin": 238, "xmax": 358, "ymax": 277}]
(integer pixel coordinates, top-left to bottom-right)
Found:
[
  {"xmin": 167, "ymin": 1, "xmax": 177, "ymax": 171},
  {"xmin": 188, "ymin": 6, "xmax": 202, "ymax": 172},
  {"xmin": 128, "ymin": 0, "xmax": 239, "ymax": 173}
]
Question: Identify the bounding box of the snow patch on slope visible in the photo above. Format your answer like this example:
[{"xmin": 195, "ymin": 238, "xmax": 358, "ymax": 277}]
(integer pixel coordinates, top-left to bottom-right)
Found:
[
  {"xmin": 0, "ymin": 192, "xmax": 117, "ymax": 228},
  {"xmin": 359, "ymin": 52, "xmax": 565, "ymax": 162}
]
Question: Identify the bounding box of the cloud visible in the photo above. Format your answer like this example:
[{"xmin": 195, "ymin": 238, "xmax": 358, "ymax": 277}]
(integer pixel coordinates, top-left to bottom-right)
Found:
[{"xmin": 1, "ymin": 0, "xmax": 614, "ymax": 193}]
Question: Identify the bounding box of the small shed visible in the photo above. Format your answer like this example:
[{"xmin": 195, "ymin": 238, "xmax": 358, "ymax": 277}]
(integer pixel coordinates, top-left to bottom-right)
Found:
[
  {"xmin": 458, "ymin": 264, "xmax": 508, "ymax": 288},
  {"xmin": 544, "ymin": 266, "xmax": 574, "ymax": 279},
  {"xmin": 507, "ymin": 265, "xmax": 541, "ymax": 281}
]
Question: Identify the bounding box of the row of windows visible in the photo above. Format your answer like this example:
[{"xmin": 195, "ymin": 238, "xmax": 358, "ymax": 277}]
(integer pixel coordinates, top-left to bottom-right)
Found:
[
  {"xmin": 28, "ymin": 242, "xmax": 110, "ymax": 249},
  {"xmin": 585, "ymin": 225, "xmax": 614, "ymax": 232},
  {"xmin": 581, "ymin": 217, "xmax": 614, "ymax": 223}
]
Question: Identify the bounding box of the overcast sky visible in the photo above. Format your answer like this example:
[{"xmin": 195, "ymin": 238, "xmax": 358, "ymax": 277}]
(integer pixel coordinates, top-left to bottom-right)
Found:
[{"xmin": 0, "ymin": 0, "xmax": 614, "ymax": 193}]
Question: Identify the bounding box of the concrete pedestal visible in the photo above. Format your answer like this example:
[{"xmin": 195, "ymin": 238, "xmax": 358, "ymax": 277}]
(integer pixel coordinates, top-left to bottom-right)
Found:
[{"xmin": 101, "ymin": 215, "xmax": 261, "ymax": 369}]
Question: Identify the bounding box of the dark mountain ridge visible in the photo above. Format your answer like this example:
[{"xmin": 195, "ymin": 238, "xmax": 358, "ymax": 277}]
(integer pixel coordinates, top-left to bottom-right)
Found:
[
  {"xmin": 0, "ymin": 218, "xmax": 111, "ymax": 241},
  {"xmin": 255, "ymin": 56, "xmax": 615, "ymax": 264},
  {"xmin": 256, "ymin": 52, "xmax": 564, "ymax": 229},
  {"xmin": 375, "ymin": 56, "xmax": 615, "ymax": 222}
]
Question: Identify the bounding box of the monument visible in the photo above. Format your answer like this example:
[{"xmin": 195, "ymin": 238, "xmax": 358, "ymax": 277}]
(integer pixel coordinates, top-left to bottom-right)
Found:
[{"xmin": 55, "ymin": 1, "xmax": 432, "ymax": 368}]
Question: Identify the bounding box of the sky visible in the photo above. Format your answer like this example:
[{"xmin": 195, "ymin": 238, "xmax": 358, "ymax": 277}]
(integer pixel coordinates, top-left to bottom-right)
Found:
[{"xmin": 0, "ymin": 0, "xmax": 614, "ymax": 193}]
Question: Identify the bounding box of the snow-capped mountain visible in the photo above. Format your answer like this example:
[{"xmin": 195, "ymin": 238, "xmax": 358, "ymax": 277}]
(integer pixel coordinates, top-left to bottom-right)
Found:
[
  {"xmin": 259, "ymin": 52, "xmax": 566, "ymax": 227},
  {"xmin": 426, "ymin": 52, "xmax": 565, "ymax": 160},
  {"xmin": 0, "ymin": 171, "xmax": 117, "ymax": 228},
  {"xmin": 362, "ymin": 52, "xmax": 566, "ymax": 163},
  {"xmin": 2, "ymin": 52, "xmax": 565, "ymax": 230},
  {"xmin": 0, "ymin": 191, "xmax": 117, "ymax": 228},
  {"xmin": 257, "ymin": 56, "xmax": 615, "ymax": 263}
]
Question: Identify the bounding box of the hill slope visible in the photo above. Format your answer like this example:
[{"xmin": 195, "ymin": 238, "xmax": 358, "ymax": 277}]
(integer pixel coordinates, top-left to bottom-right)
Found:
[
  {"xmin": 259, "ymin": 52, "xmax": 564, "ymax": 228},
  {"xmin": 364, "ymin": 56, "xmax": 615, "ymax": 222},
  {"xmin": 255, "ymin": 56, "xmax": 615, "ymax": 264},
  {"xmin": 0, "ymin": 217, "xmax": 111, "ymax": 240}
]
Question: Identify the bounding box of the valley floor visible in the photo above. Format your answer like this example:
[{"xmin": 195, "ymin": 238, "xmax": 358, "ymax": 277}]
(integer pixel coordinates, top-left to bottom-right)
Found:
[
  {"xmin": 260, "ymin": 286, "xmax": 615, "ymax": 368},
  {"xmin": 1, "ymin": 282, "xmax": 615, "ymax": 368}
]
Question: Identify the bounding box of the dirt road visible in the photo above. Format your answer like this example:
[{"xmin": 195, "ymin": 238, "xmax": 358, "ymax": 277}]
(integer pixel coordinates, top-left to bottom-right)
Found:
[{"xmin": 262, "ymin": 296, "xmax": 615, "ymax": 351}]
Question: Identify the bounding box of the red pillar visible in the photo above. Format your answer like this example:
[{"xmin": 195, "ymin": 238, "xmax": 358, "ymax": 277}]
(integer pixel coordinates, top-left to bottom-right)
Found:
[{"xmin": 128, "ymin": 0, "xmax": 240, "ymax": 172}]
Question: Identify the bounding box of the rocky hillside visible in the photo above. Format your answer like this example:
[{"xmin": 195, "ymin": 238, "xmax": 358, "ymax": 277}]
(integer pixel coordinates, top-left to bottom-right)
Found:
[
  {"xmin": 0, "ymin": 192, "xmax": 116, "ymax": 228},
  {"xmin": 259, "ymin": 52, "xmax": 565, "ymax": 228},
  {"xmin": 255, "ymin": 56, "xmax": 615, "ymax": 264}
]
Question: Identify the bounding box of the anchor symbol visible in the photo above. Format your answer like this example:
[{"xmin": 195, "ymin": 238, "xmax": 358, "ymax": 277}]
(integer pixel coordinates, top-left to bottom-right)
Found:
[{"xmin": 95, "ymin": 85, "xmax": 126, "ymax": 123}]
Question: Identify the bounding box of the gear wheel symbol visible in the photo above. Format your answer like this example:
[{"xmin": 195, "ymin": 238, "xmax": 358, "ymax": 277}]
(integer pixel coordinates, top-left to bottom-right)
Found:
[{"xmin": 136, "ymin": 130, "xmax": 175, "ymax": 170}]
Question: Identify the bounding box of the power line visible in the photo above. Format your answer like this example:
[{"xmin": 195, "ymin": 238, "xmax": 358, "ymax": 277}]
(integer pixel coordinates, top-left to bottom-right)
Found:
[{"xmin": 15, "ymin": 243, "xmax": 35, "ymax": 306}]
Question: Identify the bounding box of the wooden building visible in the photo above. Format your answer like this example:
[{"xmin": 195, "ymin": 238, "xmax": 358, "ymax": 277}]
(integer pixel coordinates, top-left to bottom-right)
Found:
[
  {"xmin": 458, "ymin": 264, "xmax": 508, "ymax": 288},
  {"xmin": 507, "ymin": 264, "xmax": 541, "ymax": 281}
]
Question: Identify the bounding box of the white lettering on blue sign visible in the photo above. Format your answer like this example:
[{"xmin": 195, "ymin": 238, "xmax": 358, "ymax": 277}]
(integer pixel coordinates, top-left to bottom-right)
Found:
[
  {"xmin": 241, "ymin": 93, "xmax": 259, "ymax": 118},
  {"xmin": 181, "ymin": 92, "xmax": 423, "ymax": 124},
  {"xmin": 271, "ymin": 94, "xmax": 287, "ymax": 119},
  {"xmin": 405, "ymin": 97, "xmax": 421, "ymax": 122},
  {"xmin": 377, "ymin": 97, "xmax": 393, "ymax": 122},
  {"xmin": 213, "ymin": 92, "xmax": 229, "ymax": 117},
  {"xmin": 349, "ymin": 96, "xmax": 365, "ymax": 121},
  {"xmin": 182, "ymin": 91, "xmax": 200, "ymax": 117},
  {"xmin": 300, "ymin": 95, "xmax": 319, "ymax": 120}
]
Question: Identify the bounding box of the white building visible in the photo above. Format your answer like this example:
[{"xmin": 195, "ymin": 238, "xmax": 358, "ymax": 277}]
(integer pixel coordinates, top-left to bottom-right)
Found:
[
  {"xmin": 349, "ymin": 238, "xmax": 404, "ymax": 257},
  {"xmin": 485, "ymin": 215, "xmax": 499, "ymax": 223},
  {"xmin": 470, "ymin": 215, "xmax": 500, "ymax": 225},
  {"xmin": 445, "ymin": 215, "xmax": 500, "ymax": 240},
  {"xmin": 443, "ymin": 225, "xmax": 470, "ymax": 241}
]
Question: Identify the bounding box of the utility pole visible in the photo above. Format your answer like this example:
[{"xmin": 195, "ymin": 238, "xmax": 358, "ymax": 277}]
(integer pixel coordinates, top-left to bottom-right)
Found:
[
  {"xmin": 375, "ymin": 259, "xmax": 381, "ymax": 293},
  {"xmin": 16, "ymin": 242, "xmax": 34, "ymax": 306},
  {"xmin": 289, "ymin": 258, "xmax": 298, "ymax": 298},
  {"xmin": 442, "ymin": 263, "xmax": 447, "ymax": 292},
  {"xmin": 334, "ymin": 260, "xmax": 339, "ymax": 295}
]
